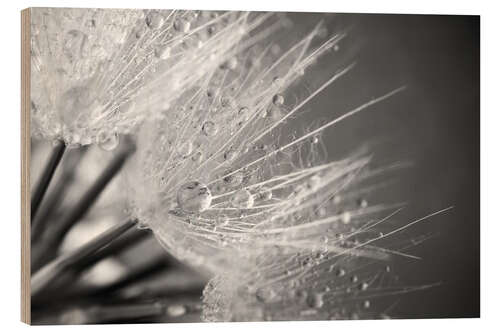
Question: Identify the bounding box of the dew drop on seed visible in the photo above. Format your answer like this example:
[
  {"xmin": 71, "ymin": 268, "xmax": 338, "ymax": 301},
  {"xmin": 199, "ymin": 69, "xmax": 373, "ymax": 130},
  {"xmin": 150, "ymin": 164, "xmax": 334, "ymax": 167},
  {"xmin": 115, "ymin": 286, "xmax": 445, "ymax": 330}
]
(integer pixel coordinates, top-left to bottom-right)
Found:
[
  {"xmin": 341, "ymin": 211, "xmax": 351, "ymax": 224},
  {"xmin": 307, "ymin": 175, "xmax": 321, "ymax": 191},
  {"xmin": 258, "ymin": 187, "xmax": 273, "ymax": 201},
  {"xmin": 220, "ymin": 57, "xmax": 238, "ymax": 70},
  {"xmin": 173, "ymin": 19, "xmax": 191, "ymax": 33},
  {"xmin": 358, "ymin": 198, "xmax": 368, "ymax": 208},
  {"xmin": 272, "ymin": 94, "xmax": 284, "ymax": 106},
  {"xmin": 145, "ymin": 11, "xmax": 164, "ymax": 29},
  {"xmin": 307, "ymin": 293, "xmax": 324, "ymax": 309},
  {"xmin": 97, "ymin": 131, "xmax": 119, "ymax": 151},
  {"xmin": 176, "ymin": 181, "xmax": 212, "ymax": 213},
  {"xmin": 272, "ymin": 76, "xmax": 282, "ymax": 86},
  {"xmin": 191, "ymin": 151, "xmax": 203, "ymax": 163},
  {"xmin": 216, "ymin": 214, "xmax": 229, "ymax": 226},
  {"xmin": 224, "ymin": 149, "xmax": 237, "ymax": 161},
  {"xmin": 154, "ymin": 44, "xmax": 171, "ymax": 59},
  {"xmin": 331, "ymin": 194, "xmax": 342, "ymax": 205},
  {"xmin": 232, "ymin": 189, "xmax": 254, "ymax": 209},
  {"xmin": 202, "ymin": 121, "xmax": 218, "ymax": 136},
  {"xmin": 177, "ymin": 141, "xmax": 193, "ymax": 157},
  {"xmin": 256, "ymin": 287, "xmax": 276, "ymax": 303}
]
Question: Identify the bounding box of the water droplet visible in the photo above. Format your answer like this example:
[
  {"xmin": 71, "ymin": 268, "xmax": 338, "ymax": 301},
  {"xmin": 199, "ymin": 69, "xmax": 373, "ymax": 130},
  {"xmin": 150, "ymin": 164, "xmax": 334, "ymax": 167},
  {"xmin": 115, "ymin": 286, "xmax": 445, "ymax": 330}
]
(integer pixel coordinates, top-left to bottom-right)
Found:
[
  {"xmin": 220, "ymin": 96, "xmax": 236, "ymax": 109},
  {"xmin": 307, "ymin": 293, "xmax": 324, "ymax": 308},
  {"xmin": 331, "ymin": 194, "xmax": 342, "ymax": 205},
  {"xmin": 307, "ymin": 175, "xmax": 321, "ymax": 191},
  {"xmin": 224, "ymin": 149, "xmax": 237, "ymax": 161},
  {"xmin": 256, "ymin": 287, "xmax": 276, "ymax": 303},
  {"xmin": 173, "ymin": 19, "xmax": 191, "ymax": 33},
  {"xmin": 363, "ymin": 300, "xmax": 371, "ymax": 309},
  {"xmin": 336, "ymin": 268, "xmax": 346, "ymax": 277},
  {"xmin": 176, "ymin": 181, "xmax": 212, "ymax": 213},
  {"xmin": 341, "ymin": 211, "xmax": 351, "ymax": 224},
  {"xmin": 357, "ymin": 198, "xmax": 368, "ymax": 208},
  {"xmin": 272, "ymin": 76, "xmax": 282, "ymax": 86},
  {"xmin": 310, "ymin": 136, "xmax": 319, "ymax": 144},
  {"xmin": 220, "ymin": 57, "xmax": 238, "ymax": 70},
  {"xmin": 359, "ymin": 282, "xmax": 369, "ymax": 291},
  {"xmin": 351, "ymin": 275, "xmax": 358, "ymax": 283},
  {"xmin": 191, "ymin": 151, "xmax": 203, "ymax": 163},
  {"xmin": 97, "ymin": 131, "xmax": 119, "ymax": 151},
  {"xmin": 145, "ymin": 11, "xmax": 164, "ymax": 29},
  {"xmin": 154, "ymin": 44, "xmax": 171, "ymax": 59},
  {"xmin": 232, "ymin": 189, "xmax": 254, "ymax": 209},
  {"xmin": 258, "ymin": 187, "xmax": 273, "ymax": 201},
  {"xmin": 216, "ymin": 214, "xmax": 229, "ymax": 226},
  {"xmin": 202, "ymin": 121, "xmax": 218, "ymax": 136},
  {"xmin": 177, "ymin": 141, "xmax": 193, "ymax": 157},
  {"xmin": 272, "ymin": 94, "xmax": 284, "ymax": 106}
]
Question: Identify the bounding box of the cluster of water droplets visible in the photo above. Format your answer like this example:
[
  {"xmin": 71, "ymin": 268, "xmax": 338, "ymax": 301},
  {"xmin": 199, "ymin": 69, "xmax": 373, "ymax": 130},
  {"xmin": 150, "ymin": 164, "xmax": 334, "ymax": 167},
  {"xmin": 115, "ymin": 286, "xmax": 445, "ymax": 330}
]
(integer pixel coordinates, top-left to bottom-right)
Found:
[
  {"xmin": 31, "ymin": 8, "xmax": 267, "ymax": 149},
  {"xmin": 120, "ymin": 13, "xmax": 426, "ymax": 321}
]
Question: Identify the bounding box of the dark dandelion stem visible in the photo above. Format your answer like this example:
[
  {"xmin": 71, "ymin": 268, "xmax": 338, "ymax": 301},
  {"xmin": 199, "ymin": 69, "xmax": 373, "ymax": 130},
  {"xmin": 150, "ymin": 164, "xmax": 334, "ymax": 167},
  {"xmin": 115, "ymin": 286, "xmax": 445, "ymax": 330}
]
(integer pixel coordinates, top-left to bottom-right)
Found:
[
  {"xmin": 30, "ymin": 139, "xmax": 66, "ymax": 220},
  {"xmin": 31, "ymin": 147, "xmax": 88, "ymax": 243},
  {"xmin": 31, "ymin": 145, "xmax": 134, "ymax": 272},
  {"xmin": 31, "ymin": 218, "xmax": 138, "ymax": 298}
]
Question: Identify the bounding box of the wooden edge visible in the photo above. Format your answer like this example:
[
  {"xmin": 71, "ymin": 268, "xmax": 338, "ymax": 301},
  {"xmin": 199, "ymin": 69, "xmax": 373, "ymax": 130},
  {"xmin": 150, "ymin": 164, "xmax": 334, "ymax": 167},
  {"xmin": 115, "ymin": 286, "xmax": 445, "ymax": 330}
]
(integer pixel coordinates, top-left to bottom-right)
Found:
[{"xmin": 21, "ymin": 7, "xmax": 31, "ymax": 325}]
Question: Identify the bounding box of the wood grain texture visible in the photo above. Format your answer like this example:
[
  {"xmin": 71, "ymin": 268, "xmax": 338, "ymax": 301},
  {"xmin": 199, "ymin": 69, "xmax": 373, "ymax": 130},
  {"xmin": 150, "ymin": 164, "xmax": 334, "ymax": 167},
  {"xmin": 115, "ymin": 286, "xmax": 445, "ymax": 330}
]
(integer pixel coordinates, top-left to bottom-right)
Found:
[{"xmin": 21, "ymin": 7, "xmax": 31, "ymax": 325}]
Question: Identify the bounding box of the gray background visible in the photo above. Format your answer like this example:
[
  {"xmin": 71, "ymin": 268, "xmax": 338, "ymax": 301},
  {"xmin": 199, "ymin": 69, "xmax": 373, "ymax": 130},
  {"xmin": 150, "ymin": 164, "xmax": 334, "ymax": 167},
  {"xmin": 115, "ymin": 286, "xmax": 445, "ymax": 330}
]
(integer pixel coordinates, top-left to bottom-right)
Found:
[{"xmin": 291, "ymin": 13, "xmax": 479, "ymax": 318}]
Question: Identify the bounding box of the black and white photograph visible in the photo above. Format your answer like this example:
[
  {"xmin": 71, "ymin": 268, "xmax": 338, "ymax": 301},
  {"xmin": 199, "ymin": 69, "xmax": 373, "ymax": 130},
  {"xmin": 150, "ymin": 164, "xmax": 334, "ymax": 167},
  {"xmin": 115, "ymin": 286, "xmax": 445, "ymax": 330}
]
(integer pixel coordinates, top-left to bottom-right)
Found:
[{"xmin": 19, "ymin": 5, "xmax": 480, "ymax": 326}]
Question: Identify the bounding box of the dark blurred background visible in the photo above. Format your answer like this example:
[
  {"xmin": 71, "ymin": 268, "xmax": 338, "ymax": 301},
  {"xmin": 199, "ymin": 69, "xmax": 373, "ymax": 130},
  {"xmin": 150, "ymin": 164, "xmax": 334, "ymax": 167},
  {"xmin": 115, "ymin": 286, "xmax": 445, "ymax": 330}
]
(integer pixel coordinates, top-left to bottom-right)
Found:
[{"xmin": 293, "ymin": 13, "xmax": 479, "ymax": 318}]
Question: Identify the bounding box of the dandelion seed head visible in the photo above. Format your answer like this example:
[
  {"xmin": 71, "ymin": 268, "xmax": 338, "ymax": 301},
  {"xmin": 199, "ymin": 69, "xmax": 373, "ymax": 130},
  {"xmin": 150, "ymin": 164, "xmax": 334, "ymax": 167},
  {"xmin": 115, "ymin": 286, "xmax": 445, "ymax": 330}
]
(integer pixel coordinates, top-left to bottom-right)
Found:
[
  {"xmin": 31, "ymin": 8, "xmax": 259, "ymax": 147},
  {"xmin": 122, "ymin": 13, "xmax": 421, "ymax": 321}
]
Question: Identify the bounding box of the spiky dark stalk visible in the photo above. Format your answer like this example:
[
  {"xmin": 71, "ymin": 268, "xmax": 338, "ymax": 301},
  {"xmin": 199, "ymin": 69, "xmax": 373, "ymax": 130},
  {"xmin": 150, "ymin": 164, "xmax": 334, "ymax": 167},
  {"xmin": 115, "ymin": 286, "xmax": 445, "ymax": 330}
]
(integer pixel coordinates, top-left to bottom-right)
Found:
[
  {"xmin": 31, "ymin": 143, "xmax": 135, "ymax": 272},
  {"xmin": 31, "ymin": 218, "xmax": 138, "ymax": 298},
  {"xmin": 31, "ymin": 139, "xmax": 66, "ymax": 220}
]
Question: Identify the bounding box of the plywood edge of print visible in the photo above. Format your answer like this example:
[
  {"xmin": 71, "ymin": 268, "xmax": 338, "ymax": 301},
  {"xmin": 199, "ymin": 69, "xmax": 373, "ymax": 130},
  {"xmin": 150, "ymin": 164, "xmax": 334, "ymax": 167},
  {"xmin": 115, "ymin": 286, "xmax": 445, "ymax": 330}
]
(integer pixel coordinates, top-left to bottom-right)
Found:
[{"xmin": 21, "ymin": 7, "xmax": 31, "ymax": 325}]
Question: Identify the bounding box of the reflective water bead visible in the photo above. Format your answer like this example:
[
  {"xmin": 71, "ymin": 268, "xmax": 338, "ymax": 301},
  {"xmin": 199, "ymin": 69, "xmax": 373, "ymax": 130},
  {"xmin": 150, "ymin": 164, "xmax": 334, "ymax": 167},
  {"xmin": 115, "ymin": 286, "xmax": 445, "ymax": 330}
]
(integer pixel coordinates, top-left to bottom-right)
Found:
[
  {"xmin": 97, "ymin": 131, "xmax": 119, "ymax": 151},
  {"xmin": 231, "ymin": 189, "xmax": 254, "ymax": 209},
  {"xmin": 176, "ymin": 181, "xmax": 212, "ymax": 213},
  {"xmin": 202, "ymin": 121, "xmax": 218, "ymax": 136},
  {"xmin": 224, "ymin": 149, "xmax": 237, "ymax": 161},
  {"xmin": 272, "ymin": 94, "xmax": 284, "ymax": 106},
  {"xmin": 258, "ymin": 187, "xmax": 273, "ymax": 201},
  {"xmin": 154, "ymin": 44, "xmax": 171, "ymax": 60},
  {"xmin": 145, "ymin": 11, "xmax": 164, "ymax": 29},
  {"xmin": 177, "ymin": 141, "xmax": 193, "ymax": 157},
  {"xmin": 357, "ymin": 198, "xmax": 368, "ymax": 208},
  {"xmin": 307, "ymin": 293, "xmax": 324, "ymax": 309},
  {"xmin": 173, "ymin": 19, "xmax": 191, "ymax": 33},
  {"xmin": 341, "ymin": 211, "xmax": 351, "ymax": 224},
  {"xmin": 256, "ymin": 287, "xmax": 276, "ymax": 303},
  {"xmin": 191, "ymin": 151, "xmax": 203, "ymax": 163},
  {"xmin": 216, "ymin": 214, "xmax": 229, "ymax": 226}
]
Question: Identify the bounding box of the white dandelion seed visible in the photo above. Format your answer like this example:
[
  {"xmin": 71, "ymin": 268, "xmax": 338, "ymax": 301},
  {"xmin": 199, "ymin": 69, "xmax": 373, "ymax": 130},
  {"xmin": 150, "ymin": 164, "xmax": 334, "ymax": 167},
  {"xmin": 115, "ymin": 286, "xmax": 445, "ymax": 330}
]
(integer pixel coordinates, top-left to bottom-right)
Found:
[
  {"xmin": 122, "ymin": 12, "xmax": 448, "ymax": 322},
  {"xmin": 30, "ymin": 8, "xmax": 270, "ymax": 149}
]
